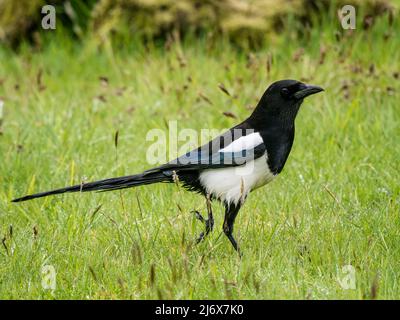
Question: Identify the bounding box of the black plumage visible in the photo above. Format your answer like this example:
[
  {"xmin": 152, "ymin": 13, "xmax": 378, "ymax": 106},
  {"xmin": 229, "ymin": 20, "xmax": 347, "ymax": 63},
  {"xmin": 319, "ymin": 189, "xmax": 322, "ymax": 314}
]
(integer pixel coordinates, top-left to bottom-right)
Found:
[{"xmin": 12, "ymin": 79, "xmax": 323, "ymax": 254}]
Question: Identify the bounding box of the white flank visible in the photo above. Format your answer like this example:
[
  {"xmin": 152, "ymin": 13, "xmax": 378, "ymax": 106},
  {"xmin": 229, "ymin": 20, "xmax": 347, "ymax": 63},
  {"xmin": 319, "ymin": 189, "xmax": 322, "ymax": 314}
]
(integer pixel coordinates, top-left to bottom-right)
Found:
[
  {"xmin": 219, "ymin": 132, "xmax": 263, "ymax": 153},
  {"xmin": 199, "ymin": 155, "xmax": 275, "ymax": 206}
]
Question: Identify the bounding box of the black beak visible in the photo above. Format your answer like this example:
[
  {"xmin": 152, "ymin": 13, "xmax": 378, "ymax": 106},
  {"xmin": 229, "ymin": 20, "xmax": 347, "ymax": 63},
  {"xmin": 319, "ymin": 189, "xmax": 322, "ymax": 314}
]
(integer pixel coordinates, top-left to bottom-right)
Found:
[{"xmin": 294, "ymin": 84, "xmax": 324, "ymax": 100}]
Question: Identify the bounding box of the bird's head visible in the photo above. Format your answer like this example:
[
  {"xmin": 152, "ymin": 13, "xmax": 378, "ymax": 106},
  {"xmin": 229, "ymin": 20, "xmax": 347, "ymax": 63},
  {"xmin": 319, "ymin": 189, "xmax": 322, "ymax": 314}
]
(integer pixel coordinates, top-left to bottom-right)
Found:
[{"xmin": 253, "ymin": 79, "xmax": 324, "ymax": 125}]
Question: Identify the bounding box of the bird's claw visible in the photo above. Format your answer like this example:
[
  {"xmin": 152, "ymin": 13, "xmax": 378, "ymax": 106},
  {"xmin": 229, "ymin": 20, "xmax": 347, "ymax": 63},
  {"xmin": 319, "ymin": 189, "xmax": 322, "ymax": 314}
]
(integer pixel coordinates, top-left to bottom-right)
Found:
[
  {"xmin": 192, "ymin": 210, "xmax": 214, "ymax": 244},
  {"xmin": 196, "ymin": 231, "xmax": 205, "ymax": 244},
  {"xmin": 192, "ymin": 210, "xmax": 205, "ymax": 223}
]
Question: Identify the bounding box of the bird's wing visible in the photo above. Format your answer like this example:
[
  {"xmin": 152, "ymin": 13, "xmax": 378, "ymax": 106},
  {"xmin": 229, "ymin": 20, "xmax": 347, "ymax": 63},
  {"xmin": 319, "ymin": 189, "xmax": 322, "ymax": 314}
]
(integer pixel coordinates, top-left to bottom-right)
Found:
[
  {"xmin": 11, "ymin": 130, "xmax": 266, "ymax": 202},
  {"xmin": 145, "ymin": 131, "xmax": 266, "ymax": 174}
]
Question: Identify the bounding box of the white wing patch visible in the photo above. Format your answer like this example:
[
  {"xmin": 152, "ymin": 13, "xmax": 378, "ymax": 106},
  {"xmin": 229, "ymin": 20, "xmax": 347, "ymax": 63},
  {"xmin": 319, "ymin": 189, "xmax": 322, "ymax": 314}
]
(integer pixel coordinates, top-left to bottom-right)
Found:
[
  {"xmin": 200, "ymin": 131, "xmax": 273, "ymax": 206},
  {"xmin": 219, "ymin": 132, "xmax": 263, "ymax": 153}
]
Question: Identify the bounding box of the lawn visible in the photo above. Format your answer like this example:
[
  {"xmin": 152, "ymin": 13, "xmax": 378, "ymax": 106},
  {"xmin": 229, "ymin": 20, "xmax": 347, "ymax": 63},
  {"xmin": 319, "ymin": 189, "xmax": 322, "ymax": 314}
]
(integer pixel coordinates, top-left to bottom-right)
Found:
[{"xmin": 0, "ymin": 15, "xmax": 399, "ymax": 299}]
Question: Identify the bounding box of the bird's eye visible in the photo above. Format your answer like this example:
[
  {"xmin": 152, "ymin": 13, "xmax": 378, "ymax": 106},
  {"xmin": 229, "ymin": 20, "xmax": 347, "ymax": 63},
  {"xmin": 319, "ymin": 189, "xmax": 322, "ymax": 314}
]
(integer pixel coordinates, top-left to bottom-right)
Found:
[{"xmin": 280, "ymin": 88, "xmax": 290, "ymax": 98}]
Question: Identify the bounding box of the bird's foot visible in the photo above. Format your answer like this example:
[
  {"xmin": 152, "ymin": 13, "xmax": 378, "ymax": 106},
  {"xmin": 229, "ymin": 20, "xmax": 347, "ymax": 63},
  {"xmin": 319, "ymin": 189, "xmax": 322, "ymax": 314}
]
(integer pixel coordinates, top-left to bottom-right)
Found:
[
  {"xmin": 226, "ymin": 233, "xmax": 242, "ymax": 257},
  {"xmin": 192, "ymin": 210, "xmax": 214, "ymax": 244}
]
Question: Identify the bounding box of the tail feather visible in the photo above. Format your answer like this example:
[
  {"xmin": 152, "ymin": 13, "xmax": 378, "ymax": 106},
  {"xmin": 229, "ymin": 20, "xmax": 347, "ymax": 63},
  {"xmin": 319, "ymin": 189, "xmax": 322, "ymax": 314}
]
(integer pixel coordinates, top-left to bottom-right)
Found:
[{"xmin": 11, "ymin": 170, "xmax": 170, "ymax": 203}]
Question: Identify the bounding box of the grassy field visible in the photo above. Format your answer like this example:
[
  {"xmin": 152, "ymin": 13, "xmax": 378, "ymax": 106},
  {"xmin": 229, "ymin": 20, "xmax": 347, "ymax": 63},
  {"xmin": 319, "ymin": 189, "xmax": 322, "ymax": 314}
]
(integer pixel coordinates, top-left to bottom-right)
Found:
[{"xmin": 0, "ymin": 15, "xmax": 399, "ymax": 299}]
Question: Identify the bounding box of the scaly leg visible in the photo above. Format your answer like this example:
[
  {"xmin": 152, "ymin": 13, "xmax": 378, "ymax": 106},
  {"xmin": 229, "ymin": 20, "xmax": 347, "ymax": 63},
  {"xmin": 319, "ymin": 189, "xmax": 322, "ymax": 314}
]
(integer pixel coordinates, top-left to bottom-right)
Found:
[
  {"xmin": 223, "ymin": 202, "xmax": 241, "ymax": 255},
  {"xmin": 193, "ymin": 194, "xmax": 214, "ymax": 243}
]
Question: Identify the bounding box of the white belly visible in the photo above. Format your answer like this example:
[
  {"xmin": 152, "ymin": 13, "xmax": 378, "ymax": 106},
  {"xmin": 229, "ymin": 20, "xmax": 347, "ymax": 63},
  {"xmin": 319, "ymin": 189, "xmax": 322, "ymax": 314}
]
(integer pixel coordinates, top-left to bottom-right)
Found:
[{"xmin": 199, "ymin": 156, "xmax": 275, "ymax": 206}]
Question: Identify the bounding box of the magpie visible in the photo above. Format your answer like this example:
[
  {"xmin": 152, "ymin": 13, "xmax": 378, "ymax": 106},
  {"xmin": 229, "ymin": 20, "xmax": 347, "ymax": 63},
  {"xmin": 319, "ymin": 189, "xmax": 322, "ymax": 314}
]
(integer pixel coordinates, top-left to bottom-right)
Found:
[{"xmin": 12, "ymin": 79, "xmax": 323, "ymax": 253}]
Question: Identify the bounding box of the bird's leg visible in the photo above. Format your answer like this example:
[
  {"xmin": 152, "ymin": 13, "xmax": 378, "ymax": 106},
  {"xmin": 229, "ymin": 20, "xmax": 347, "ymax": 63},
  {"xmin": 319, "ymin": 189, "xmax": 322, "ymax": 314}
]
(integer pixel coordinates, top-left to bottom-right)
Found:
[
  {"xmin": 223, "ymin": 203, "xmax": 241, "ymax": 255},
  {"xmin": 193, "ymin": 194, "xmax": 214, "ymax": 243}
]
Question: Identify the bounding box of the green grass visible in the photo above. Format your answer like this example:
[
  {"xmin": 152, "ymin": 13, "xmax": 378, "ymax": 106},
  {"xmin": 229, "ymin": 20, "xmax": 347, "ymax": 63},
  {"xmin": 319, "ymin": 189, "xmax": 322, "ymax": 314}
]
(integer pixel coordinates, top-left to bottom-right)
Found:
[{"xmin": 0, "ymin": 15, "xmax": 399, "ymax": 299}]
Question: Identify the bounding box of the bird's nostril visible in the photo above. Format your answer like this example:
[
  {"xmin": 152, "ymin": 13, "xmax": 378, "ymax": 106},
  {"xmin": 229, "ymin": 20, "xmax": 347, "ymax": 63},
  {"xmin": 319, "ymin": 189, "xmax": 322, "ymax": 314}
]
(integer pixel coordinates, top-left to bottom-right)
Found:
[{"xmin": 294, "ymin": 84, "xmax": 324, "ymax": 99}]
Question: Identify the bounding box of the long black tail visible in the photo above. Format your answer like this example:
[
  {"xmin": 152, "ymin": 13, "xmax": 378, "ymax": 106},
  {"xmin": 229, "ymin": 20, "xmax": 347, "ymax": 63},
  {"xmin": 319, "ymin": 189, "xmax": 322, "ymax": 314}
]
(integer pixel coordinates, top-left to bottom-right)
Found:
[{"xmin": 11, "ymin": 170, "xmax": 171, "ymax": 203}]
